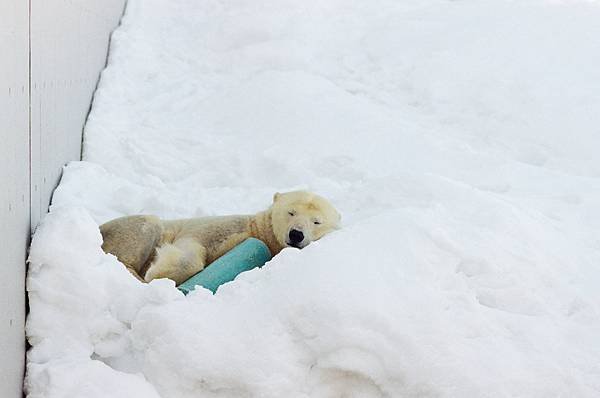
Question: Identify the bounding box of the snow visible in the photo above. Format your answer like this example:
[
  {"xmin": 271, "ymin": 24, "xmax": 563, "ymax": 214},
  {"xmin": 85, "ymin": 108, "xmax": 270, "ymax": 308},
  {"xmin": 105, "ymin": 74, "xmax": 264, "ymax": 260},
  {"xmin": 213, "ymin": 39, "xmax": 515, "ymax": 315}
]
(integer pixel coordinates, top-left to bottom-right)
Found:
[{"xmin": 25, "ymin": 0, "xmax": 600, "ymax": 396}]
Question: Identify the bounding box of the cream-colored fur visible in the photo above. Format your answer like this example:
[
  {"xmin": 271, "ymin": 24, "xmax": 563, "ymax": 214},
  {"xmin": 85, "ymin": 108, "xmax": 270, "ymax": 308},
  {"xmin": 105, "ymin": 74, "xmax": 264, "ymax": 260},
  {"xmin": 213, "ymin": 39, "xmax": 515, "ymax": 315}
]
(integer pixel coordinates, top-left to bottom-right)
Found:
[{"xmin": 99, "ymin": 191, "xmax": 341, "ymax": 285}]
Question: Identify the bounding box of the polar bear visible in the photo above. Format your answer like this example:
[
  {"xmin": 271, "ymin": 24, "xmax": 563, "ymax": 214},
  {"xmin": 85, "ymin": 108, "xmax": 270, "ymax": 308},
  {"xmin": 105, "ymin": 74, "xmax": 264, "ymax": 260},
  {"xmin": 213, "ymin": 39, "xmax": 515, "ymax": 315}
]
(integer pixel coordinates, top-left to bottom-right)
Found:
[{"xmin": 100, "ymin": 191, "xmax": 341, "ymax": 284}]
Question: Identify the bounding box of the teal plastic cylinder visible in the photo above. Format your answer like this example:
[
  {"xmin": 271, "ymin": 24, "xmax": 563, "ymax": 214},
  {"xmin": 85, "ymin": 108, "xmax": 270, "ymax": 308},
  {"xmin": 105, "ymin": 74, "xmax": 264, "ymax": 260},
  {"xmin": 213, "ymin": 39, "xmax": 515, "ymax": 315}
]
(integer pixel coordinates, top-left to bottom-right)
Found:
[{"xmin": 178, "ymin": 238, "xmax": 272, "ymax": 295}]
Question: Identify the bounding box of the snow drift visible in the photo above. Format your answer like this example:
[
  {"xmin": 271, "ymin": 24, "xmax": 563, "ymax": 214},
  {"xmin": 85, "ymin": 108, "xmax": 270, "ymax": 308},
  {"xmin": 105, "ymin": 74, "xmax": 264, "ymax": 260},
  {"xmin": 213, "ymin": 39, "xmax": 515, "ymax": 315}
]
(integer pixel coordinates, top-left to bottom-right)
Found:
[{"xmin": 26, "ymin": 0, "xmax": 600, "ymax": 396}]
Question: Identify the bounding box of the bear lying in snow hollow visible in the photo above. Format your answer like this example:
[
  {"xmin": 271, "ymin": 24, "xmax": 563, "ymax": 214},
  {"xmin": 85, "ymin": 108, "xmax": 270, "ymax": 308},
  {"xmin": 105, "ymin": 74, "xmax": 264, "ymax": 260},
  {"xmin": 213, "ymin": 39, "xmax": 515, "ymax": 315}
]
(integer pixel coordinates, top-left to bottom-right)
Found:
[{"xmin": 99, "ymin": 191, "xmax": 341, "ymax": 285}]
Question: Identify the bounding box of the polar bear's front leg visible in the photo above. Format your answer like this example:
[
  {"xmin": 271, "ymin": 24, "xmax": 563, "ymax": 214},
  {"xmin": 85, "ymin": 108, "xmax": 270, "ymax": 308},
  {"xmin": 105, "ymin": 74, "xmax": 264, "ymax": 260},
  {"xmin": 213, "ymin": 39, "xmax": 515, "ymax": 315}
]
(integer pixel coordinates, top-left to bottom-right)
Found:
[{"xmin": 144, "ymin": 237, "xmax": 207, "ymax": 285}]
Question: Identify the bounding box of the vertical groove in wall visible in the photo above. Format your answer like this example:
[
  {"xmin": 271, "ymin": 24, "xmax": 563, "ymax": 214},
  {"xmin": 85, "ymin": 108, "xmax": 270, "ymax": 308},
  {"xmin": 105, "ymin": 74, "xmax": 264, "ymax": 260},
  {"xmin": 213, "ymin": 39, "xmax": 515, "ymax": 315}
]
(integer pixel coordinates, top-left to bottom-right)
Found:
[
  {"xmin": 25, "ymin": 0, "xmax": 33, "ymax": 396},
  {"xmin": 28, "ymin": 0, "xmax": 32, "ymax": 198}
]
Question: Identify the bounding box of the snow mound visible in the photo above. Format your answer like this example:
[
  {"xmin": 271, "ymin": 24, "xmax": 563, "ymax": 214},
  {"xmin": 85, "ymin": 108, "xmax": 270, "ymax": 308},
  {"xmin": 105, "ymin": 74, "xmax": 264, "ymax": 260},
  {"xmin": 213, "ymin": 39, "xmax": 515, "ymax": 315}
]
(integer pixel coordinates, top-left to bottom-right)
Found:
[{"xmin": 27, "ymin": 0, "xmax": 600, "ymax": 397}]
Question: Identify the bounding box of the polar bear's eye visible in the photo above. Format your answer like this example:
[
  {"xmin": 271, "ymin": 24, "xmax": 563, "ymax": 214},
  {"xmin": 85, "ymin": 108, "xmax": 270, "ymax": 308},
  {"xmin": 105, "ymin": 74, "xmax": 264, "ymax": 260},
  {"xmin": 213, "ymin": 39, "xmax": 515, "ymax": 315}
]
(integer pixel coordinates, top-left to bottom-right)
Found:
[
  {"xmin": 314, "ymin": 220, "xmax": 321, "ymax": 225},
  {"xmin": 288, "ymin": 211, "xmax": 295, "ymax": 216}
]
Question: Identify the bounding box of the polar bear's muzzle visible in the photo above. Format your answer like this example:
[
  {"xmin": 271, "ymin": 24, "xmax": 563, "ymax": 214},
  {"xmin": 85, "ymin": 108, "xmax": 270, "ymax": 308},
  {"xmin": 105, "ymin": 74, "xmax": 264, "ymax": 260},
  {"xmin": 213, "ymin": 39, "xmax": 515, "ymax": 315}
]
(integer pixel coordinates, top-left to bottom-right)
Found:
[{"xmin": 287, "ymin": 228, "xmax": 307, "ymax": 248}]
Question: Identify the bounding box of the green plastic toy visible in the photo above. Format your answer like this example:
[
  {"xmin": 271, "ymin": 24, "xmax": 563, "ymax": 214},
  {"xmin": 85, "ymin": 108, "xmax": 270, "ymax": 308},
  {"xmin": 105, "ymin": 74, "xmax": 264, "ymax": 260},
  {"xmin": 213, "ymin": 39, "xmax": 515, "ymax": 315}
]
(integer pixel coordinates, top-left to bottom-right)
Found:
[{"xmin": 178, "ymin": 238, "xmax": 272, "ymax": 295}]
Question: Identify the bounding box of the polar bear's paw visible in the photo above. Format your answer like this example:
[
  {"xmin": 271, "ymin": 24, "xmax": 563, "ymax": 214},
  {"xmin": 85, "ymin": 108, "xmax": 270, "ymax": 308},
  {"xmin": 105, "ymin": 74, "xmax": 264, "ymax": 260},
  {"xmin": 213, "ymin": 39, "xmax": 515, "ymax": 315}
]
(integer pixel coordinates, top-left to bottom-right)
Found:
[{"xmin": 145, "ymin": 239, "xmax": 206, "ymax": 285}]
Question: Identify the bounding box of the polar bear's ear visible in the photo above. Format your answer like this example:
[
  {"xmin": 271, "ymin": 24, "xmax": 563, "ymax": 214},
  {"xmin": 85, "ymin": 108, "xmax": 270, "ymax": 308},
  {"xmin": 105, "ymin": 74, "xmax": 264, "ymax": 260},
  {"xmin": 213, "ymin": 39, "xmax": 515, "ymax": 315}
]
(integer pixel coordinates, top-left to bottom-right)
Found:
[{"xmin": 273, "ymin": 192, "xmax": 281, "ymax": 203}]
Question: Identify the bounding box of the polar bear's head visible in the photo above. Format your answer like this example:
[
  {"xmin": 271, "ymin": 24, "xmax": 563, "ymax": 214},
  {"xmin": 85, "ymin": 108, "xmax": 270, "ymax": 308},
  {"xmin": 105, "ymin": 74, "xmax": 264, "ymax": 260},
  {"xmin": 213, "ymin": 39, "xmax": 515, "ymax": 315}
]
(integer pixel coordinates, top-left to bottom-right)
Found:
[{"xmin": 270, "ymin": 191, "xmax": 341, "ymax": 249}]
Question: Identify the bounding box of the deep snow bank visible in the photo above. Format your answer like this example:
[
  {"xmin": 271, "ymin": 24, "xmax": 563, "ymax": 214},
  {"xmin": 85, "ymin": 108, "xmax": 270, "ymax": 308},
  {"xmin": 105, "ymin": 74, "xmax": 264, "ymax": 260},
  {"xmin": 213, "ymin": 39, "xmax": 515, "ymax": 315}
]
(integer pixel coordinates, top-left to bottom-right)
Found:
[{"xmin": 26, "ymin": 0, "xmax": 600, "ymax": 397}]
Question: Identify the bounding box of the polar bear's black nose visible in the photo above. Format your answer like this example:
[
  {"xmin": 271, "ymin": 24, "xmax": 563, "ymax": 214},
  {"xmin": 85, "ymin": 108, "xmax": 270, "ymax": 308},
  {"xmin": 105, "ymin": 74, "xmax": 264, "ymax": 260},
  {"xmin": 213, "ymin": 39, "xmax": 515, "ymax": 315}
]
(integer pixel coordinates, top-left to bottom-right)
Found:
[{"xmin": 289, "ymin": 229, "xmax": 304, "ymax": 244}]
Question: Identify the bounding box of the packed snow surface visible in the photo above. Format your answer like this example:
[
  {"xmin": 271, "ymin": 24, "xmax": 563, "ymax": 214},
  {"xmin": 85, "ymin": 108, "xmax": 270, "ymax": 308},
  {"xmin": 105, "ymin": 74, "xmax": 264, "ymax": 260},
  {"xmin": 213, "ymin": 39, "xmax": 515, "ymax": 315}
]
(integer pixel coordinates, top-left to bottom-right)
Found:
[{"xmin": 26, "ymin": 0, "xmax": 600, "ymax": 396}]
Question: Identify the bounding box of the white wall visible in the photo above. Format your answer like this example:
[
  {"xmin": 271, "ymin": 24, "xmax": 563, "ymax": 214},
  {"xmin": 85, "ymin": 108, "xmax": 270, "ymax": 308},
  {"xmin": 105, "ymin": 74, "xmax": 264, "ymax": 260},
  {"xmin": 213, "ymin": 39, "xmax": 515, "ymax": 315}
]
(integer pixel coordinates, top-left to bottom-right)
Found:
[
  {"xmin": 0, "ymin": 0, "xmax": 126, "ymax": 396},
  {"xmin": 30, "ymin": 0, "xmax": 127, "ymax": 229},
  {"xmin": 0, "ymin": 1, "xmax": 30, "ymax": 396}
]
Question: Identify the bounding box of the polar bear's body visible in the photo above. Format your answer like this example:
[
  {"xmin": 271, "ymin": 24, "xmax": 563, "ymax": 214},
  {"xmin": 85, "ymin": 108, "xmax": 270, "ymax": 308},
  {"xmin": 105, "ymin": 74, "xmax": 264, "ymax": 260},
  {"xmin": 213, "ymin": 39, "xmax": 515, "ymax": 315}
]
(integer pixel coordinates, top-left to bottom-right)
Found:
[{"xmin": 100, "ymin": 191, "xmax": 340, "ymax": 284}]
